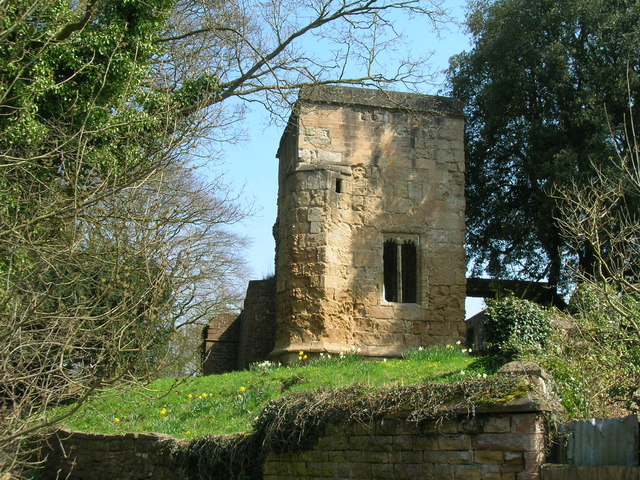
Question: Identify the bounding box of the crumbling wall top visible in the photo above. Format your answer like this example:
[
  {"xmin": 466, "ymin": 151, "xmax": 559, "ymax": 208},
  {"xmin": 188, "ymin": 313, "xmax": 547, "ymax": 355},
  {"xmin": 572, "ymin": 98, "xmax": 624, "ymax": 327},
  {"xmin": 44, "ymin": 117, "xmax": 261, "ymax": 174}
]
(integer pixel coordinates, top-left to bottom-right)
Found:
[{"xmin": 297, "ymin": 85, "xmax": 464, "ymax": 117}]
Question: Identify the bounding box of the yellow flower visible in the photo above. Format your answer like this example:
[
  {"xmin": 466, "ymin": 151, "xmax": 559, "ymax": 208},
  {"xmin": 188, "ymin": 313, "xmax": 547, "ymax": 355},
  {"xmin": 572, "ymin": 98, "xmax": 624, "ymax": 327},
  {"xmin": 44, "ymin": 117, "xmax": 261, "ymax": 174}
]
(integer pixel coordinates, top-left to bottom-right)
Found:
[
  {"xmin": 303, "ymin": 355, "xmax": 308, "ymax": 359},
  {"xmin": 184, "ymin": 431, "xmax": 191, "ymax": 436},
  {"xmin": 114, "ymin": 418, "xmax": 121, "ymax": 423},
  {"xmin": 200, "ymin": 393, "xmax": 207, "ymax": 399},
  {"xmin": 159, "ymin": 408, "xmax": 168, "ymax": 415},
  {"xmin": 237, "ymin": 394, "xmax": 243, "ymax": 399},
  {"xmin": 239, "ymin": 386, "xmax": 246, "ymax": 392},
  {"xmin": 299, "ymin": 351, "xmax": 304, "ymax": 356},
  {"xmin": 187, "ymin": 393, "xmax": 193, "ymax": 399}
]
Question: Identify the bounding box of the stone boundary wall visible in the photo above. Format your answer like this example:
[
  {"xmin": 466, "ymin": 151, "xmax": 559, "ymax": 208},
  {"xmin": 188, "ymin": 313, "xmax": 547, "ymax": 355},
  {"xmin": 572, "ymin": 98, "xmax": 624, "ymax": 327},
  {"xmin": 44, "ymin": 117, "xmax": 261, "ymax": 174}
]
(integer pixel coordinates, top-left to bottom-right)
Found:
[
  {"xmin": 44, "ymin": 405, "xmax": 548, "ymax": 479},
  {"xmin": 43, "ymin": 429, "xmax": 187, "ymax": 480},
  {"xmin": 264, "ymin": 409, "xmax": 546, "ymax": 480}
]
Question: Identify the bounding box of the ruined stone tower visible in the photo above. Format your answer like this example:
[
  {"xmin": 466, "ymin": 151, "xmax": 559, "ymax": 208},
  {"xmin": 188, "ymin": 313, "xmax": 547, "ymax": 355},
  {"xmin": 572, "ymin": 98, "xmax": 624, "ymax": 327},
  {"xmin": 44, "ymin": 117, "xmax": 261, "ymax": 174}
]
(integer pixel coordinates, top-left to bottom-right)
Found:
[
  {"xmin": 271, "ymin": 85, "xmax": 466, "ymax": 363},
  {"xmin": 202, "ymin": 85, "xmax": 466, "ymax": 373}
]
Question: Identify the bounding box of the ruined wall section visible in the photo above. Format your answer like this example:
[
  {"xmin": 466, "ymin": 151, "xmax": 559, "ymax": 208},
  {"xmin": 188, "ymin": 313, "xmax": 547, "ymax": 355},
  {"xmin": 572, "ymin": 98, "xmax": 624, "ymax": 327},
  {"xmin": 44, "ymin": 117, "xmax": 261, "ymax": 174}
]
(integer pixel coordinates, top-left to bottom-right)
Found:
[
  {"xmin": 236, "ymin": 277, "xmax": 277, "ymax": 370},
  {"xmin": 202, "ymin": 278, "xmax": 276, "ymax": 375},
  {"xmin": 202, "ymin": 313, "xmax": 241, "ymax": 375},
  {"xmin": 273, "ymin": 87, "xmax": 466, "ymax": 361}
]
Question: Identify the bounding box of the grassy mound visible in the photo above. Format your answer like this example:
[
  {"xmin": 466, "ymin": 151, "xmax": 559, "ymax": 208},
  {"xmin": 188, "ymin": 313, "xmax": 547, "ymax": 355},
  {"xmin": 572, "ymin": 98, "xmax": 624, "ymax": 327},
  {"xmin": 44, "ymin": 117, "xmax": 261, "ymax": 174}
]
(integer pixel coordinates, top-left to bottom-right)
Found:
[{"xmin": 54, "ymin": 345, "xmax": 491, "ymax": 439}]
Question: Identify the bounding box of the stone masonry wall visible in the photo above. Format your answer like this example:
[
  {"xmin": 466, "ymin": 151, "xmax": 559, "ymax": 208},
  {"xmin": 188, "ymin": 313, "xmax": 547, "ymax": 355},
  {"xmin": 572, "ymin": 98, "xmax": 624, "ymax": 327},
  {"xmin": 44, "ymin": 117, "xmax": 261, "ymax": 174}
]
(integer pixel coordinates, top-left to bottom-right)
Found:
[
  {"xmin": 44, "ymin": 405, "xmax": 547, "ymax": 480},
  {"xmin": 236, "ymin": 277, "xmax": 277, "ymax": 370},
  {"xmin": 43, "ymin": 429, "xmax": 187, "ymax": 480},
  {"xmin": 202, "ymin": 313, "xmax": 241, "ymax": 375},
  {"xmin": 202, "ymin": 278, "xmax": 276, "ymax": 374},
  {"xmin": 273, "ymin": 86, "xmax": 466, "ymax": 360},
  {"xmin": 264, "ymin": 410, "xmax": 546, "ymax": 480}
]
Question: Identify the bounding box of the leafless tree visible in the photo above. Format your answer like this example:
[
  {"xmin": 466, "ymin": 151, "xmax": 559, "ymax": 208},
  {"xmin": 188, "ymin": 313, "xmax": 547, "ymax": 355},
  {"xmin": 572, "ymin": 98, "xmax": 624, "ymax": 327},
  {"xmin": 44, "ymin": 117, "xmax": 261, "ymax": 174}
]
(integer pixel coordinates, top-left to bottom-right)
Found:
[
  {"xmin": 0, "ymin": 165, "xmax": 250, "ymax": 475},
  {"xmin": 555, "ymin": 112, "xmax": 640, "ymax": 304},
  {"xmin": 1, "ymin": 0, "xmax": 450, "ymax": 476},
  {"xmin": 551, "ymin": 96, "xmax": 640, "ymax": 416}
]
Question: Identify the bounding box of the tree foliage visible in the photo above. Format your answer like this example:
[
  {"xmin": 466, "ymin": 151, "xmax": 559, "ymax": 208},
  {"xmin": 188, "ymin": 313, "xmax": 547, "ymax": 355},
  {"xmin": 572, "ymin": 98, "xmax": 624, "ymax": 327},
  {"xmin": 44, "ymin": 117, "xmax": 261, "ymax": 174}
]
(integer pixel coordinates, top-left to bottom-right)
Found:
[
  {"xmin": 448, "ymin": 0, "xmax": 640, "ymax": 286},
  {"xmin": 1, "ymin": 0, "xmax": 450, "ymax": 475},
  {"xmin": 482, "ymin": 297, "xmax": 553, "ymax": 359}
]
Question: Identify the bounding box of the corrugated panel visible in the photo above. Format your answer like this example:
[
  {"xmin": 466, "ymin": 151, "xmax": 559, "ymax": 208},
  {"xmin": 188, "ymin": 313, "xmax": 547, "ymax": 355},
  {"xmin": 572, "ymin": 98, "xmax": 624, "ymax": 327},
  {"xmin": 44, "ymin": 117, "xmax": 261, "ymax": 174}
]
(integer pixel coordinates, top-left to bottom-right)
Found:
[
  {"xmin": 542, "ymin": 465, "xmax": 640, "ymax": 480},
  {"xmin": 563, "ymin": 415, "xmax": 639, "ymax": 466}
]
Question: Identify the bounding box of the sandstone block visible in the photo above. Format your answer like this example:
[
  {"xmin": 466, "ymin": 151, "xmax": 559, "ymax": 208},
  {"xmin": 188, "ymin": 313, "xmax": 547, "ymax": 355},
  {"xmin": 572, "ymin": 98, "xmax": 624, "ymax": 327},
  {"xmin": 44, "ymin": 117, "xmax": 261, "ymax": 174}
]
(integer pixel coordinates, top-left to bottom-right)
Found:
[
  {"xmin": 438, "ymin": 434, "xmax": 471, "ymax": 451},
  {"xmin": 453, "ymin": 465, "xmax": 483, "ymax": 480},
  {"xmin": 484, "ymin": 416, "xmax": 512, "ymax": 433},
  {"xmin": 510, "ymin": 414, "xmax": 542, "ymax": 434},
  {"xmin": 474, "ymin": 450, "xmax": 504, "ymax": 464},
  {"xmin": 474, "ymin": 433, "xmax": 540, "ymax": 452},
  {"xmin": 504, "ymin": 451, "xmax": 524, "ymax": 464},
  {"xmin": 370, "ymin": 462, "xmax": 394, "ymax": 480}
]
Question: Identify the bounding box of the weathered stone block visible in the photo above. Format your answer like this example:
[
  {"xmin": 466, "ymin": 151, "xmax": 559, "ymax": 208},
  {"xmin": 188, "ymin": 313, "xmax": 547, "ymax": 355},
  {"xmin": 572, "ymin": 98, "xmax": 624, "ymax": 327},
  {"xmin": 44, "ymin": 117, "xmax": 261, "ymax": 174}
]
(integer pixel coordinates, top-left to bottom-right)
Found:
[
  {"xmin": 453, "ymin": 464, "xmax": 483, "ymax": 480},
  {"xmin": 475, "ymin": 450, "xmax": 504, "ymax": 464},
  {"xmin": 370, "ymin": 462, "xmax": 395, "ymax": 480},
  {"xmin": 474, "ymin": 433, "xmax": 540, "ymax": 452},
  {"xmin": 438, "ymin": 434, "xmax": 472, "ymax": 451},
  {"xmin": 510, "ymin": 414, "xmax": 541, "ymax": 434},
  {"xmin": 484, "ymin": 415, "xmax": 512, "ymax": 433}
]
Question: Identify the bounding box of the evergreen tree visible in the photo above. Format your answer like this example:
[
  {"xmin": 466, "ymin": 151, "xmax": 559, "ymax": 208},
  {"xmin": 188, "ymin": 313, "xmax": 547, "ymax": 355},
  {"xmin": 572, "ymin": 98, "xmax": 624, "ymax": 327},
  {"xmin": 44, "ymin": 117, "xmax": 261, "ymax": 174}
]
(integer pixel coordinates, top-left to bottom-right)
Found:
[{"xmin": 448, "ymin": 0, "xmax": 640, "ymax": 287}]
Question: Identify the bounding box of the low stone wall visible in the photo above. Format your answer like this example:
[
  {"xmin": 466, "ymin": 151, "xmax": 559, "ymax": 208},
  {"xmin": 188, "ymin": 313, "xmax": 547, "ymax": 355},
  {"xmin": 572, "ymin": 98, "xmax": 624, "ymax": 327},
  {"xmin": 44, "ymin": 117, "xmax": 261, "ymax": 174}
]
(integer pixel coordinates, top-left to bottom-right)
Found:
[
  {"xmin": 44, "ymin": 406, "xmax": 549, "ymax": 480},
  {"xmin": 264, "ymin": 410, "xmax": 546, "ymax": 480},
  {"xmin": 43, "ymin": 430, "xmax": 187, "ymax": 480}
]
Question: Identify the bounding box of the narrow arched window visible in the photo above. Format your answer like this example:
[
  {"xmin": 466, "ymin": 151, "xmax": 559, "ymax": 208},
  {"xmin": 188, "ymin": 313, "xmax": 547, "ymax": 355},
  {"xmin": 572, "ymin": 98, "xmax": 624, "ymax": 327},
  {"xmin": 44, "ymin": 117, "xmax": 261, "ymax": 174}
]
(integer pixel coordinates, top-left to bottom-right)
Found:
[{"xmin": 383, "ymin": 239, "xmax": 417, "ymax": 303}]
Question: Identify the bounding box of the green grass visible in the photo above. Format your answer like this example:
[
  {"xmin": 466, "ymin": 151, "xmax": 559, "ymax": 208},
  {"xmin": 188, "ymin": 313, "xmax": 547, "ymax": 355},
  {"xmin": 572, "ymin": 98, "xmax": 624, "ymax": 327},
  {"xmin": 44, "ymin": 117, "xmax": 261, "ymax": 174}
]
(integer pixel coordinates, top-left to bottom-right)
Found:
[{"xmin": 53, "ymin": 346, "xmax": 492, "ymax": 440}]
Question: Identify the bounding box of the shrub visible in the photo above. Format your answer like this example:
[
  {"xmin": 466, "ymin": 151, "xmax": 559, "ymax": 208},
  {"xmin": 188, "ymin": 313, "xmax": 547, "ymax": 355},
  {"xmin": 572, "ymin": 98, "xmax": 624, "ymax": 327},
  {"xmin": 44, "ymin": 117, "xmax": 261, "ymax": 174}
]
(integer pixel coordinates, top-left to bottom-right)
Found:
[{"xmin": 483, "ymin": 297, "xmax": 553, "ymax": 359}]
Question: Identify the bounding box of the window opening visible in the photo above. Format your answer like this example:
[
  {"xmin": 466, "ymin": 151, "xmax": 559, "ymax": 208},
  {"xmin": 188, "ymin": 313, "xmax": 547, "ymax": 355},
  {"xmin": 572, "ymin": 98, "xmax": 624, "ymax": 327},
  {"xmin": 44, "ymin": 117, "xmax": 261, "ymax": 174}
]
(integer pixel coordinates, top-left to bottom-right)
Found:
[
  {"xmin": 335, "ymin": 178, "xmax": 343, "ymax": 193},
  {"xmin": 383, "ymin": 239, "xmax": 417, "ymax": 303}
]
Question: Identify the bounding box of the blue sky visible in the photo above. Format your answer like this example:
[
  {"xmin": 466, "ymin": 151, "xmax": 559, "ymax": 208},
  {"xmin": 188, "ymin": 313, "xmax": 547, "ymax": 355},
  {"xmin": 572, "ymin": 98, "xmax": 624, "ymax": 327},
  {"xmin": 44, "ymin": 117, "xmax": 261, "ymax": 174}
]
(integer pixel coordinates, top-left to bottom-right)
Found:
[{"xmin": 208, "ymin": 1, "xmax": 485, "ymax": 317}]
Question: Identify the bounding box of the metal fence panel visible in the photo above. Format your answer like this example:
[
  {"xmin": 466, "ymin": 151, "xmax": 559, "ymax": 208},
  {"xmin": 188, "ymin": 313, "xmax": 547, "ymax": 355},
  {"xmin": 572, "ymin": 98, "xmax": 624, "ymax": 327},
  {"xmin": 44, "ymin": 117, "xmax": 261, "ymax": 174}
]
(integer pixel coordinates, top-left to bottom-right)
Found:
[{"xmin": 563, "ymin": 415, "xmax": 639, "ymax": 466}]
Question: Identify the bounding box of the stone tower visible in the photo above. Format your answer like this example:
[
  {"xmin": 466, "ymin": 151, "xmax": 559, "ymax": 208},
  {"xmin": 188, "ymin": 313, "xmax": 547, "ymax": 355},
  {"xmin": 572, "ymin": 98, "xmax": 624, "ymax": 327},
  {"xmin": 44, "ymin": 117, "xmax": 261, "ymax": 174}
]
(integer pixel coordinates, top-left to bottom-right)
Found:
[{"xmin": 271, "ymin": 85, "xmax": 466, "ymax": 363}]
